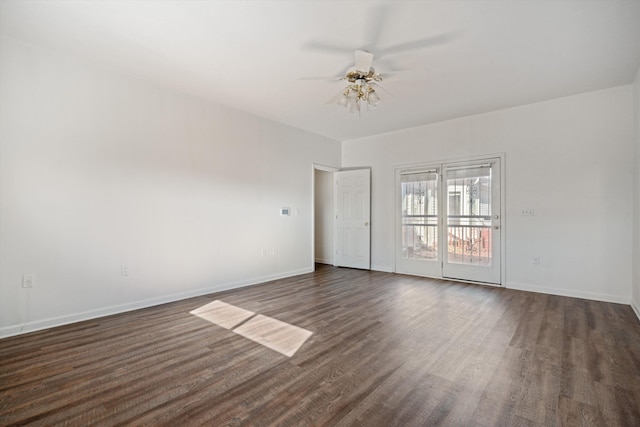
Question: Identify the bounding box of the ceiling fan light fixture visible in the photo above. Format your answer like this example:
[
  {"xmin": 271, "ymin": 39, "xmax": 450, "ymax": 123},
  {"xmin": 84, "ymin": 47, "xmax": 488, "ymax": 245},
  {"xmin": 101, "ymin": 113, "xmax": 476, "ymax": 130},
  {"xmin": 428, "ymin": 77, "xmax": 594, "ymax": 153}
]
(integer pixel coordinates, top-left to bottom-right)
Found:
[
  {"xmin": 348, "ymin": 98, "xmax": 360, "ymax": 114},
  {"xmin": 367, "ymin": 90, "xmax": 380, "ymax": 106},
  {"xmin": 321, "ymin": 54, "xmax": 388, "ymax": 114},
  {"xmin": 337, "ymin": 92, "xmax": 349, "ymax": 108},
  {"xmin": 334, "ymin": 67, "xmax": 384, "ymax": 115}
]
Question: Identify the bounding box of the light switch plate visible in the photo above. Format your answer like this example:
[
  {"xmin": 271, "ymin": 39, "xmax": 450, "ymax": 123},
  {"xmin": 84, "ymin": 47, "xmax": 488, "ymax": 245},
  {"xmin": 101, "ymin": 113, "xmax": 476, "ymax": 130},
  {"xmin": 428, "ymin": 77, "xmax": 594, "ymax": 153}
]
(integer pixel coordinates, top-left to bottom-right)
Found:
[{"xmin": 22, "ymin": 274, "xmax": 34, "ymax": 288}]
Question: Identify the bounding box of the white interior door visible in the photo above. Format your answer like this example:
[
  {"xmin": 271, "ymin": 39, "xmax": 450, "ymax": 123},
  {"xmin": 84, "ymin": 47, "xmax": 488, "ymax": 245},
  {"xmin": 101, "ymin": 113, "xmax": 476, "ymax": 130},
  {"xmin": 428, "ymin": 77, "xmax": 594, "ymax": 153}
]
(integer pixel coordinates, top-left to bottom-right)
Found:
[
  {"xmin": 442, "ymin": 160, "xmax": 501, "ymax": 284},
  {"xmin": 335, "ymin": 169, "xmax": 371, "ymax": 269}
]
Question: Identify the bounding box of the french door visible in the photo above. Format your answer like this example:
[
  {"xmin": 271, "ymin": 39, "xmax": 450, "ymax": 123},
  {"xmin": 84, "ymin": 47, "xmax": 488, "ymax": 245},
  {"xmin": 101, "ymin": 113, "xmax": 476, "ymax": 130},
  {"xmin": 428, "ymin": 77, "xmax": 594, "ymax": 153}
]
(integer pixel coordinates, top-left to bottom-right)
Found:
[
  {"xmin": 442, "ymin": 160, "xmax": 501, "ymax": 283},
  {"xmin": 396, "ymin": 158, "xmax": 502, "ymax": 285}
]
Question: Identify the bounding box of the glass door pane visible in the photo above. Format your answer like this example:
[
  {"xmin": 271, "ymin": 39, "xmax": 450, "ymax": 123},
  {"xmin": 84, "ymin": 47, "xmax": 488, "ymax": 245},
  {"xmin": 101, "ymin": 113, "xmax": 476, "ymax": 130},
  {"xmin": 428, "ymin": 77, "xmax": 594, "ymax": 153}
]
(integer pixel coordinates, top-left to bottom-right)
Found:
[
  {"xmin": 401, "ymin": 171, "xmax": 438, "ymax": 260},
  {"xmin": 446, "ymin": 166, "xmax": 492, "ymax": 266}
]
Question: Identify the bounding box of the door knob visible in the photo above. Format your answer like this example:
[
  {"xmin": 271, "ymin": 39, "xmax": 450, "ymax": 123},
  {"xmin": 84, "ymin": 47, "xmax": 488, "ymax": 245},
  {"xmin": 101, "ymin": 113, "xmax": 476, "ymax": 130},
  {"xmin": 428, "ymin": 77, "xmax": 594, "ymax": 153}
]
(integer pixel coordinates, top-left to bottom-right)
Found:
[{"xmin": 365, "ymin": 221, "xmax": 369, "ymax": 226}]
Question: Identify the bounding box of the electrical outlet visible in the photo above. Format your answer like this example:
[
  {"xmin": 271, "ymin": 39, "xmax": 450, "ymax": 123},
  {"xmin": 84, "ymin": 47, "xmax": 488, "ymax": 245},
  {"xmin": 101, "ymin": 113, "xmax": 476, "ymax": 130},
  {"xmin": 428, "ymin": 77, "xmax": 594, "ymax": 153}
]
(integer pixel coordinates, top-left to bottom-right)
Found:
[
  {"xmin": 521, "ymin": 208, "xmax": 535, "ymax": 216},
  {"xmin": 22, "ymin": 274, "xmax": 34, "ymax": 288},
  {"xmin": 121, "ymin": 265, "xmax": 129, "ymax": 276},
  {"xmin": 533, "ymin": 256, "xmax": 540, "ymax": 265}
]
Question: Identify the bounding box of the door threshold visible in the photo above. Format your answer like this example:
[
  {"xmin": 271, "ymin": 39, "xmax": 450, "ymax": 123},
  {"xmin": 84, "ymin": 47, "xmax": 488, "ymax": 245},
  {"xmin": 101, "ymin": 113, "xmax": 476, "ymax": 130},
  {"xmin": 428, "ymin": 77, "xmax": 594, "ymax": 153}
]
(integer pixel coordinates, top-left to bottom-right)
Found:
[{"xmin": 442, "ymin": 276, "xmax": 502, "ymax": 287}]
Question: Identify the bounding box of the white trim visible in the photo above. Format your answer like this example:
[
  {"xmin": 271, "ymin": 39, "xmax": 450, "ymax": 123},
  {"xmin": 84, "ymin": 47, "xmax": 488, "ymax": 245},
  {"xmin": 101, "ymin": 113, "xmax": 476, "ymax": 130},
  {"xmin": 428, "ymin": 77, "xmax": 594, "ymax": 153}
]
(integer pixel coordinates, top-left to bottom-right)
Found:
[
  {"xmin": 312, "ymin": 163, "xmax": 340, "ymax": 269},
  {"xmin": 313, "ymin": 163, "xmax": 340, "ymax": 173},
  {"xmin": 632, "ymin": 298, "xmax": 640, "ymax": 322},
  {"xmin": 393, "ymin": 270, "xmax": 502, "ymax": 288},
  {"xmin": 312, "ymin": 164, "xmax": 374, "ymax": 271},
  {"xmin": 507, "ymin": 281, "xmax": 630, "ymax": 305},
  {"xmin": 0, "ymin": 267, "xmax": 313, "ymax": 339},
  {"xmin": 391, "ymin": 152, "xmax": 507, "ymax": 173},
  {"xmin": 3, "ymin": 268, "xmax": 636, "ymax": 340},
  {"xmin": 371, "ymin": 264, "xmax": 393, "ymax": 273},
  {"xmin": 500, "ymin": 155, "xmax": 507, "ymax": 287}
]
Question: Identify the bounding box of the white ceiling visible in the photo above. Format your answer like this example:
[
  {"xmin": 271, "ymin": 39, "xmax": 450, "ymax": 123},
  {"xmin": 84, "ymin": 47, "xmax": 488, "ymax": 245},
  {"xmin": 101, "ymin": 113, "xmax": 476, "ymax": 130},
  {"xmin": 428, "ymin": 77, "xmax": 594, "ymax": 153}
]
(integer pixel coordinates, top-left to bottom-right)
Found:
[{"xmin": 1, "ymin": 0, "xmax": 639, "ymax": 141}]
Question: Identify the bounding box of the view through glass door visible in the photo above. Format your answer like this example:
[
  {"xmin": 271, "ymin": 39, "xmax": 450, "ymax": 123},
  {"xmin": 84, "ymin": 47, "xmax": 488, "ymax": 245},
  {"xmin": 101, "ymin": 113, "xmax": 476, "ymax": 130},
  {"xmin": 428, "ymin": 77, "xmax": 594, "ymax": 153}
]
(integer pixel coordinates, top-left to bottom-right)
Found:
[
  {"xmin": 395, "ymin": 157, "xmax": 502, "ymax": 285},
  {"xmin": 395, "ymin": 168, "xmax": 441, "ymax": 277}
]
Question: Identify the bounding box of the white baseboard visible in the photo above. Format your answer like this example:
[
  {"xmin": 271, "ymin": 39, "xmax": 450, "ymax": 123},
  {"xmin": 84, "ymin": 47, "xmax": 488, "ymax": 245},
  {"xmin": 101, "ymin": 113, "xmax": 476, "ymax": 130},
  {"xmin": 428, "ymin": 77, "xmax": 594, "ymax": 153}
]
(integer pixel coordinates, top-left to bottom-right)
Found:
[
  {"xmin": 371, "ymin": 265, "xmax": 393, "ymax": 273},
  {"xmin": 314, "ymin": 262, "xmax": 392, "ymax": 272},
  {"xmin": 507, "ymin": 281, "xmax": 630, "ymax": 305},
  {"xmin": 631, "ymin": 298, "xmax": 640, "ymax": 323},
  {"xmin": 0, "ymin": 267, "xmax": 313, "ymax": 340},
  {"xmin": 3, "ymin": 271, "xmax": 636, "ymax": 340}
]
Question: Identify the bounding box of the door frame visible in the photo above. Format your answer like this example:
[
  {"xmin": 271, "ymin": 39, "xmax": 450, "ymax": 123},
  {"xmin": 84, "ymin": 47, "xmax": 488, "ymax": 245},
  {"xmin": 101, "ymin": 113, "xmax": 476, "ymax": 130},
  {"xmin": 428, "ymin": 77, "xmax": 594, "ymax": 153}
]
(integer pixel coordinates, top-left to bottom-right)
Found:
[
  {"xmin": 312, "ymin": 163, "xmax": 340, "ymax": 270},
  {"xmin": 393, "ymin": 153, "xmax": 506, "ymax": 286}
]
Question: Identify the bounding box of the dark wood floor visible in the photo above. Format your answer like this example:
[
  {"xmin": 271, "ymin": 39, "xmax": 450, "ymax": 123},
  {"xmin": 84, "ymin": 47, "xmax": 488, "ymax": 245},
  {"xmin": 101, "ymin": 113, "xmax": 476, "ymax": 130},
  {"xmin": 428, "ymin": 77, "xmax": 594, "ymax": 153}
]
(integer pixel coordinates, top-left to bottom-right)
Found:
[{"xmin": 1, "ymin": 265, "xmax": 640, "ymax": 426}]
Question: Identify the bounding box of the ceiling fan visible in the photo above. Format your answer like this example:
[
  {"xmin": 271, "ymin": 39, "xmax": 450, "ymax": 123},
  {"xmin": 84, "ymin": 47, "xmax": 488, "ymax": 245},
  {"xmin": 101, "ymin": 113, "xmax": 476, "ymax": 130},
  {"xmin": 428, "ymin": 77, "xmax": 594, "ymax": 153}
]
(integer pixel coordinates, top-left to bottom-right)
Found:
[
  {"xmin": 301, "ymin": 4, "xmax": 455, "ymax": 115},
  {"xmin": 321, "ymin": 50, "xmax": 384, "ymax": 114}
]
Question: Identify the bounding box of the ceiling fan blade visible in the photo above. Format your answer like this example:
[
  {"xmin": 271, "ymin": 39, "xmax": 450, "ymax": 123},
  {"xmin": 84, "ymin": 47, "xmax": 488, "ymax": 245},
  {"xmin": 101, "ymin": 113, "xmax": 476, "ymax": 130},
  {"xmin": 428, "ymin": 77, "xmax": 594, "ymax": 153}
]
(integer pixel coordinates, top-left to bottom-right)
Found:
[
  {"xmin": 324, "ymin": 89, "xmax": 347, "ymax": 105},
  {"xmin": 378, "ymin": 32, "xmax": 457, "ymax": 57},
  {"xmin": 370, "ymin": 82, "xmax": 394, "ymax": 98},
  {"xmin": 381, "ymin": 69, "xmax": 428, "ymax": 81},
  {"xmin": 302, "ymin": 41, "xmax": 355, "ymax": 55},
  {"xmin": 299, "ymin": 75, "xmax": 344, "ymax": 81},
  {"xmin": 362, "ymin": 3, "xmax": 392, "ymax": 52},
  {"xmin": 354, "ymin": 50, "xmax": 374, "ymax": 73}
]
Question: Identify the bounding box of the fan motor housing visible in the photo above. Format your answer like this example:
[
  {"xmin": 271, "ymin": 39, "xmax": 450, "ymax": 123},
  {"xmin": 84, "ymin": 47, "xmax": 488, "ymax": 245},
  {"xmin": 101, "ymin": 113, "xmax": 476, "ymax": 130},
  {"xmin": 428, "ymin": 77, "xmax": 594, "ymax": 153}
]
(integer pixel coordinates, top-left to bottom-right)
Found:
[{"xmin": 346, "ymin": 68, "xmax": 381, "ymax": 83}]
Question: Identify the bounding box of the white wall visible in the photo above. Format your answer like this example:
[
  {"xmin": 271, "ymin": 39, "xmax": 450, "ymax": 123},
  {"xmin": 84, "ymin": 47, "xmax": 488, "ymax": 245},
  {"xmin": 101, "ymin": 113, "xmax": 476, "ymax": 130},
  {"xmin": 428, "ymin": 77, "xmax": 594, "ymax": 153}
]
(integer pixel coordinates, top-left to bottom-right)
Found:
[
  {"xmin": 0, "ymin": 36, "xmax": 341, "ymax": 337},
  {"xmin": 343, "ymin": 86, "xmax": 635, "ymax": 303},
  {"xmin": 633, "ymin": 66, "xmax": 640, "ymax": 319},
  {"xmin": 314, "ymin": 169, "xmax": 334, "ymax": 265}
]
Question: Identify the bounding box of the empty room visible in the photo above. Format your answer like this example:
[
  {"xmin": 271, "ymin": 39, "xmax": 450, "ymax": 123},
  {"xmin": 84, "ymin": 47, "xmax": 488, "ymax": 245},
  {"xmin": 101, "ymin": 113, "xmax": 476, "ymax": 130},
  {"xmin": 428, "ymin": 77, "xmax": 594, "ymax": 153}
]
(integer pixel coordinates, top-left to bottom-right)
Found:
[{"xmin": 1, "ymin": 1, "xmax": 640, "ymax": 425}]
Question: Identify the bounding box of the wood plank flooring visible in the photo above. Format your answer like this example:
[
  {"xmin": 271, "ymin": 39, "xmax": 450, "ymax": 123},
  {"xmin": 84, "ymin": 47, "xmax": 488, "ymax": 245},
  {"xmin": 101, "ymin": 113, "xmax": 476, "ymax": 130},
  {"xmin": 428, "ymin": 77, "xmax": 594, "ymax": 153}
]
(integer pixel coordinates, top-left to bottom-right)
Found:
[{"xmin": 1, "ymin": 265, "xmax": 640, "ymax": 426}]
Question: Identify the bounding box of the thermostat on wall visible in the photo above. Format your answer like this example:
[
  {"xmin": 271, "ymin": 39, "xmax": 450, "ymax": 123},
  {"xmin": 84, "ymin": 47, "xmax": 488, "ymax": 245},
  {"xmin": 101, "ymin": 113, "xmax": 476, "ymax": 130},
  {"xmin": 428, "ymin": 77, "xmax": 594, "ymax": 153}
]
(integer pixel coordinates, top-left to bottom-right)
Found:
[{"xmin": 280, "ymin": 207, "xmax": 290, "ymax": 216}]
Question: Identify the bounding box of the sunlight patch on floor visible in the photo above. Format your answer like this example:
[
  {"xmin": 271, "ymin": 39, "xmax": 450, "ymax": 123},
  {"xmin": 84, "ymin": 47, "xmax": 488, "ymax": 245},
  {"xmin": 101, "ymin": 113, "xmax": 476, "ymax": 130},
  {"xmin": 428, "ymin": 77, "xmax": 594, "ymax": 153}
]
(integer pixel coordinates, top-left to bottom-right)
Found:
[
  {"xmin": 190, "ymin": 300, "xmax": 313, "ymax": 357},
  {"xmin": 233, "ymin": 314, "xmax": 313, "ymax": 357},
  {"xmin": 189, "ymin": 300, "xmax": 255, "ymax": 329}
]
